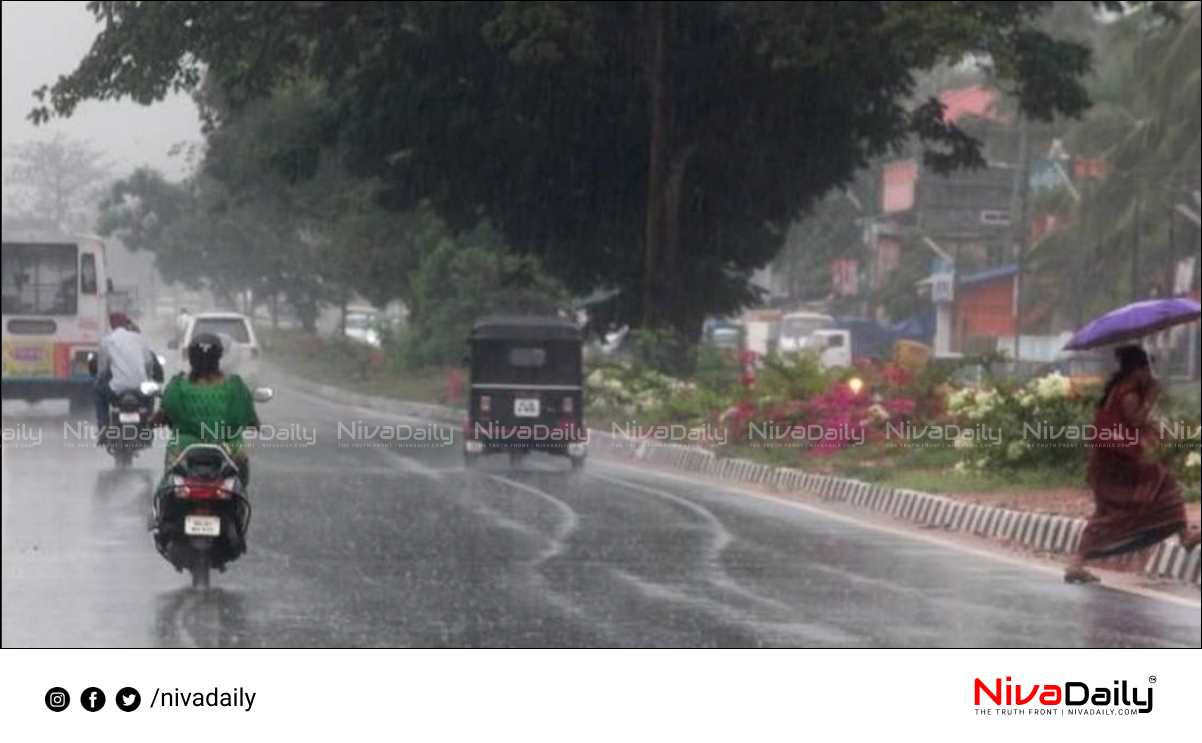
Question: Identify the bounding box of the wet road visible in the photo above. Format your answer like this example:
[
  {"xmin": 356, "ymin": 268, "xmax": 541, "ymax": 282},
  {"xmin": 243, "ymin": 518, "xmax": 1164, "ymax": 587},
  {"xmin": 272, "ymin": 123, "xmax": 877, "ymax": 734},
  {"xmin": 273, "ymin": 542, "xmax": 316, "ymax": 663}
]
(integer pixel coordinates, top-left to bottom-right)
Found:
[{"xmin": 3, "ymin": 379, "xmax": 1199, "ymax": 648}]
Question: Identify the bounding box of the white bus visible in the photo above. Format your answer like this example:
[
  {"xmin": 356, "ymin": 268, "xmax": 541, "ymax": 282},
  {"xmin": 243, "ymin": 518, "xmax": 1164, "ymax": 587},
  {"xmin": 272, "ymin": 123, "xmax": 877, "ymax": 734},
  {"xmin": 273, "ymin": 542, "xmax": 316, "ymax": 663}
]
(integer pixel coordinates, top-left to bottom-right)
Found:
[{"xmin": 2, "ymin": 234, "xmax": 111, "ymax": 414}]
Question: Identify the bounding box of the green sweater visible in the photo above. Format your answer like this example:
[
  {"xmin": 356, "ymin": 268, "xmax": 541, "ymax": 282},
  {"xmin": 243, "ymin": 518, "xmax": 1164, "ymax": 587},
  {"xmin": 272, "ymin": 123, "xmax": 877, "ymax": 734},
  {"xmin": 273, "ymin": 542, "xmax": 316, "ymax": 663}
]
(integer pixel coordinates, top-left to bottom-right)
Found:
[{"xmin": 161, "ymin": 373, "xmax": 258, "ymax": 464}]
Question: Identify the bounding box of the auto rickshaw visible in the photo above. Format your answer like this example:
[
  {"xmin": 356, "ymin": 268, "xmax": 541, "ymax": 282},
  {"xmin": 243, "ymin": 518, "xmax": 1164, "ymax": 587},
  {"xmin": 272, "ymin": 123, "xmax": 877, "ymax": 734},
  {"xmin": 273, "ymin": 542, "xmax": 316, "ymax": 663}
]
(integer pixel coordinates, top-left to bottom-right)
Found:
[{"xmin": 463, "ymin": 315, "xmax": 587, "ymax": 470}]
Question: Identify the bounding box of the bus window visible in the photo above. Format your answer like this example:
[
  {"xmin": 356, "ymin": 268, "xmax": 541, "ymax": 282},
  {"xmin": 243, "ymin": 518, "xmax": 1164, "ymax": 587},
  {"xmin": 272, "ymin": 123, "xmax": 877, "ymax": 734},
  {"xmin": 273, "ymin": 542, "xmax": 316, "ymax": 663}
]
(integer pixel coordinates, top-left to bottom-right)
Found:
[
  {"xmin": 1, "ymin": 243, "xmax": 79, "ymax": 316},
  {"xmin": 81, "ymin": 253, "xmax": 98, "ymax": 295}
]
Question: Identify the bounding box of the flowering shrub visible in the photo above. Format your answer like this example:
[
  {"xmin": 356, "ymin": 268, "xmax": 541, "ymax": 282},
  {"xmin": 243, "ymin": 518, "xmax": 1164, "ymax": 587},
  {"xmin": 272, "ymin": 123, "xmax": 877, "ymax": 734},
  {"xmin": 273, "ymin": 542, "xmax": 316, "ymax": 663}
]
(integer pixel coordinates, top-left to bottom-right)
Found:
[
  {"xmin": 586, "ymin": 364, "xmax": 698, "ymax": 419},
  {"xmin": 1183, "ymin": 451, "xmax": 1201, "ymax": 487},
  {"xmin": 947, "ymin": 373, "xmax": 1097, "ymax": 472}
]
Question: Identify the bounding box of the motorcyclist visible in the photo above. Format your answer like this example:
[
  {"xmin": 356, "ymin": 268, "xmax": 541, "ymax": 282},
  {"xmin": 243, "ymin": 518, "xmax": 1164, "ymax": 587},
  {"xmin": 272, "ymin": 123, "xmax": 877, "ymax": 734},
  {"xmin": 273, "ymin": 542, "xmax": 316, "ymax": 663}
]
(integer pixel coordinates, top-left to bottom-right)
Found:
[
  {"xmin": 154, "ymin": 332, "xmax": 260, "ymax": 488},
  {"xmin": 94, "ymin": 311, "xmax": 163, "ymax": 436}
]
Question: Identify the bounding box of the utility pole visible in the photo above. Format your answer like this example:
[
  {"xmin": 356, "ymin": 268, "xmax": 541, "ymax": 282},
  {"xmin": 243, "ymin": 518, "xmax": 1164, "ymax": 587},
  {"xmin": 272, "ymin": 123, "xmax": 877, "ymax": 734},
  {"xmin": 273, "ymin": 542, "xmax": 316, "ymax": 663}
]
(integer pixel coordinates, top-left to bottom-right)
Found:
[{"xmin": 1011, "ymin": 118, "xmax": 1031, "ymax": 363}]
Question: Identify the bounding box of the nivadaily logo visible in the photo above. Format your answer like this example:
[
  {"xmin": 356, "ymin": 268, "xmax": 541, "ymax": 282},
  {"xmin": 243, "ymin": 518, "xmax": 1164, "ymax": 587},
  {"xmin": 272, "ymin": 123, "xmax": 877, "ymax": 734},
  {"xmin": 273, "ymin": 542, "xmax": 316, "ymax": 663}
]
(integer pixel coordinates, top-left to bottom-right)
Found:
[{"xmin": 974, "ymin": 676, "xmax": 1154, "ymax": 716}]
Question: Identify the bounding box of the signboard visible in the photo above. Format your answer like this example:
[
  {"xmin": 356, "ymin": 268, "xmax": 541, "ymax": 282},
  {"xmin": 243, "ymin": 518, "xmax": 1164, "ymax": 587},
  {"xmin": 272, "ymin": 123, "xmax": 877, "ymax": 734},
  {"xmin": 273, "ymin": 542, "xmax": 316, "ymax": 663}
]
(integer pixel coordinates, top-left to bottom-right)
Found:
[
  {"xmin": 832, "ymin": 259, "xmax": 860, "ymax": 297},
  {"xmin": 931, "ymin": 273, "xmax": 956, "ymax": 304},
  {"xmin": 1, "ymin": 340, "xmax": 55, "ymax": 378},
  {"xmin": 881, "ymin": 160, "xmax": 918, "ymax": 213},
  {"xmin": 1029, "ymin": 158, "xmax": 1066, "ymax": 193}
]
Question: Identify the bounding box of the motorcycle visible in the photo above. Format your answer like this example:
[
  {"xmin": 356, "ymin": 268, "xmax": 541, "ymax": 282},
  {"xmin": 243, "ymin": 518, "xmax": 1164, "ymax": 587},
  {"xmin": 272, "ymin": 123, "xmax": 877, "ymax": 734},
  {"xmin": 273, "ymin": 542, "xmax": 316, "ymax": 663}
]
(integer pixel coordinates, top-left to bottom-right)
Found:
[
  {"xmin": 89, "ymin": 352, "xmax": 166, "ymax": 468},
  {"xmin": 146, "ymin": 383, "xmax": 275, "ymax": 590},
  {"xmin": 101, "ymin": 388, "xmax": 158, "ymax": 467}
]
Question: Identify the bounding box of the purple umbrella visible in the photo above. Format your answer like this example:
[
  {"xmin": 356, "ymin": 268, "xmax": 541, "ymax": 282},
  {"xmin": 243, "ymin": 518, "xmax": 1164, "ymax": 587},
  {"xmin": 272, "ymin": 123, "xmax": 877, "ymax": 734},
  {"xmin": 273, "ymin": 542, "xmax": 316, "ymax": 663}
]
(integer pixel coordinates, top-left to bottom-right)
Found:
[{"xmin": 1064, "ymin": 298, "xmax": 1202, "ymax": 351}]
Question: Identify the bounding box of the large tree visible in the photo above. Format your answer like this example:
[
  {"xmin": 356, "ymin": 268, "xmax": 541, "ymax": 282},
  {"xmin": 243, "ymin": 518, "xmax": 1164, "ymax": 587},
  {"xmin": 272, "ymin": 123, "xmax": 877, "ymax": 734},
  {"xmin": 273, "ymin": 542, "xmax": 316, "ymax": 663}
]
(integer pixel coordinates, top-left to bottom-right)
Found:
[
  {"xmin": 33, "ymin": 1, "xmax": 1140, "ymax": 338},
  {"xmin": 3, "ymin": 132, "xmax": 111, "ymax": 231}
]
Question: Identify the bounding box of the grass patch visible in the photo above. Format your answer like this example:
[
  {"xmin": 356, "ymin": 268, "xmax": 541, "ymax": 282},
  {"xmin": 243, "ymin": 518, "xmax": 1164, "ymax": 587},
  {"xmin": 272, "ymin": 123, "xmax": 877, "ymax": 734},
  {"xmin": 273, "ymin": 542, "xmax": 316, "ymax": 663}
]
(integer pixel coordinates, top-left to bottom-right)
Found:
[{"xmin": 263, "ymin": 329, "xmax": 461, "ymax": 408}]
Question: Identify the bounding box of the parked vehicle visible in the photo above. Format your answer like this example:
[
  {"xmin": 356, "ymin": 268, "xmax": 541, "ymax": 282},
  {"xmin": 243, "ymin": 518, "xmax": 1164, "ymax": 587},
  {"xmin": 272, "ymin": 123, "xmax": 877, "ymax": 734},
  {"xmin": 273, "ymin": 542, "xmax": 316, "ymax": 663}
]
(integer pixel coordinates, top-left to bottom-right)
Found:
[
  {"xmin": 344, "ymin": 308, "xmax": 382, "ymax": 348},
  {"xmin": 812, "ymin": 329, "xmax": 853, "ymax": 369},
  {"xmin": 833, "ymin": 317, "xmax": 899, "ymax": 361},
  {"xmin": 778, "ymin": 311, "xmax": 835, "ymax": 354},
  {"xmin": 463, "ymin": 315, "xmax": 587, "ymax": 470}
]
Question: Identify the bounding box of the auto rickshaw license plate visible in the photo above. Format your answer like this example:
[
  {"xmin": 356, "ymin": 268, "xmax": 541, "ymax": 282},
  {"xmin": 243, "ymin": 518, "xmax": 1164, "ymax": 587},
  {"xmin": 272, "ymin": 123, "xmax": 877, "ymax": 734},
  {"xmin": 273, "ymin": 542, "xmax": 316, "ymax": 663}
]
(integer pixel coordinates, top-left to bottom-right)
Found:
[{"xmin": 514, "ymin": 398, "xmax": 540, "ymax": 418}]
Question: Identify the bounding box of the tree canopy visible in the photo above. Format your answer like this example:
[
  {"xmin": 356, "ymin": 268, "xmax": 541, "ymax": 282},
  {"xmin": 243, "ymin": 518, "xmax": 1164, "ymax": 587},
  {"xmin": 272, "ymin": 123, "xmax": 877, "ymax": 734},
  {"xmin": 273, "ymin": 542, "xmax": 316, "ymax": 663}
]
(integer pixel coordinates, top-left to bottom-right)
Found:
[{"xmin": 33, "ymin": 1, "xmax": 1142, "ymax": 338}]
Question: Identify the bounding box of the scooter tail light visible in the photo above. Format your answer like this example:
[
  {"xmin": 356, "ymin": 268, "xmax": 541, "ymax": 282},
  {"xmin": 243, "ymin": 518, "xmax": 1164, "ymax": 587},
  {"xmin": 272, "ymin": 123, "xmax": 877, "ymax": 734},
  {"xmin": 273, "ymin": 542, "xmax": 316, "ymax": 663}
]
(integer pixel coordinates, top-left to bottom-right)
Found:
[{"xmin": 181, "ymin": 480, "xmax": 227, "ymax": 501}]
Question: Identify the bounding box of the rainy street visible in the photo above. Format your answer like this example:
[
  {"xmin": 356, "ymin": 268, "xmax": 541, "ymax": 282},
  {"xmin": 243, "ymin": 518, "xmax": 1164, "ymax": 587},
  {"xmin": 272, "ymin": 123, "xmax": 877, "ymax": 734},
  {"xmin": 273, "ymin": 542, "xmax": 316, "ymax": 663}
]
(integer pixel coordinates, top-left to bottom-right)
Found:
[{"xmin": 3, "ymin": 376, "xmax": 1198, "ymax": 649}]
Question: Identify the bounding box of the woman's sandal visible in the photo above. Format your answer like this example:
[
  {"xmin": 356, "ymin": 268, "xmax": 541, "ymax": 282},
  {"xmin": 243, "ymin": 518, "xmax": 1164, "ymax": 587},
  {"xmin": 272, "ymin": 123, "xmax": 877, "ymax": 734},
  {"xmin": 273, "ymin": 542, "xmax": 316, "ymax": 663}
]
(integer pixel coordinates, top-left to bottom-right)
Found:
[{"xmin": 1064, "ymin": 567, "xmax": 1101, "ymax": 584}]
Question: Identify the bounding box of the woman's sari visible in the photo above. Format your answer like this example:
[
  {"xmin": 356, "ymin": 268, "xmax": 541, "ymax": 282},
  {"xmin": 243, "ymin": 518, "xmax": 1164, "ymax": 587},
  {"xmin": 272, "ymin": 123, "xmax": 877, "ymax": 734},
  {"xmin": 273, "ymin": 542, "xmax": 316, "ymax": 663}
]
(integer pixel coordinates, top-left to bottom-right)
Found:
[{"xmin": 1079, "ymin": 379, "xmax": 1186, "ymax": 559}]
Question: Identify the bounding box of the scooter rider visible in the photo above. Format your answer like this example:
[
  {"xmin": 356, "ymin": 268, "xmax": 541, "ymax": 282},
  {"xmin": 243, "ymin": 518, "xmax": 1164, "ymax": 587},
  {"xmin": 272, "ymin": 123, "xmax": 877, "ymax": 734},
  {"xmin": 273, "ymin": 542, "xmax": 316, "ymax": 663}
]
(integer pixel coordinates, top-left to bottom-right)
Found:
[
  {"xmin": 94, "ymin": 312, "xmax": 163, "ymax": 436},
  {"xmin": 154, "ymin": 332, "xmax": 260, "ymax": 490}
]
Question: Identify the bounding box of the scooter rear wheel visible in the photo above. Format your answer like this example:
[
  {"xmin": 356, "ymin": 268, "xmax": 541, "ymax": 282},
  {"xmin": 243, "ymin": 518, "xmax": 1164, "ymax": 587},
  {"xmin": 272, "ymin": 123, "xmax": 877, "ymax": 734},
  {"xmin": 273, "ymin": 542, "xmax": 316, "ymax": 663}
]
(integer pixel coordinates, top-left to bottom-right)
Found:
[{"xmin": 190, "ymin": 557, "xmax": 211, "ymax": 590}]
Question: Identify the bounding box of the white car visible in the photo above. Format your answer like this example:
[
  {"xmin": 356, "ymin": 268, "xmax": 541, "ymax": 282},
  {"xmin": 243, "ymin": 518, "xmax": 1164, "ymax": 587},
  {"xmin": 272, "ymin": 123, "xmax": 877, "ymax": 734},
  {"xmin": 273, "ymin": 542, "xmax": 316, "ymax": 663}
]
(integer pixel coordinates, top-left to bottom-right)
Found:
[
  {"xmin": 344, "ymin": 311, "xmax": 382, "ymax": 348},
  {"xmin": 173, "ymin": 312, "xmax": 262, "ymax": 385}
]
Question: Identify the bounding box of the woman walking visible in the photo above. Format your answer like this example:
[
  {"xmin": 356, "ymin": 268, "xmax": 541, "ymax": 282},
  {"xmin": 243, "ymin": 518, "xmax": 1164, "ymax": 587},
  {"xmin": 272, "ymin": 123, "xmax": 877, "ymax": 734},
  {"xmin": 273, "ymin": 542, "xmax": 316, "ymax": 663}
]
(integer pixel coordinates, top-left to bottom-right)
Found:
[{"xmin": 1065, "ymin": 345, "xmax": 1200, "ymax": 583}]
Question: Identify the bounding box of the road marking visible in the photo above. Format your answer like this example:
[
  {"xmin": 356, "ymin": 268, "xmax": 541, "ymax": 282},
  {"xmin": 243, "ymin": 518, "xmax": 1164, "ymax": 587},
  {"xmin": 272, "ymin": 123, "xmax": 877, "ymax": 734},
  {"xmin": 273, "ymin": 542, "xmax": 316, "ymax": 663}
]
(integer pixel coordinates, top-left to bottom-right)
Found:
[
  {"xmin": 594, "ymin": 460, "xmax": 1202, "ymax": 611},
  {"xmin": 488, "ymin": 474, "xmax": 579, "ymax": 563},
  {"xmin": 590, "ymin": 472, "xmax": 791, "ymax": 613}
]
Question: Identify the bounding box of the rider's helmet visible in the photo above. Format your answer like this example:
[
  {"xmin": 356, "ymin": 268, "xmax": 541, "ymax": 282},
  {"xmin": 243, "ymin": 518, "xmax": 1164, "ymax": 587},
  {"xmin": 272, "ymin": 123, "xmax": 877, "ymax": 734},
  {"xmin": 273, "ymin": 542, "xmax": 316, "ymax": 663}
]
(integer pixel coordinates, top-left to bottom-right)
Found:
[{"xmin": 187, "ymin": 332, "xmax": 224, "ymax": 376}]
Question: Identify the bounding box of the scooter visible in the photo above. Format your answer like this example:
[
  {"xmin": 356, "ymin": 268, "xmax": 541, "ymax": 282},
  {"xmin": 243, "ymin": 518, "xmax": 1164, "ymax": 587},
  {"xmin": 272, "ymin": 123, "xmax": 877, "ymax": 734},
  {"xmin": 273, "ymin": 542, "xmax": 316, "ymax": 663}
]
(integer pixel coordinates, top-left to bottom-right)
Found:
[{"xmin": 146, "ymin": 383, "xmax": 274, "ymax": 589}]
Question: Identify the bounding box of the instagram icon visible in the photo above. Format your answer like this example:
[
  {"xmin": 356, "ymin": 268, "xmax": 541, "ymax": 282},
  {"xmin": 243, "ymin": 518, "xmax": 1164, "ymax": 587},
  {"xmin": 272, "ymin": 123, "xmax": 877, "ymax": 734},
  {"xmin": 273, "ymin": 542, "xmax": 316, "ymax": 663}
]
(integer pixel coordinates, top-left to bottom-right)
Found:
[{"xmin": 45, "ymin": 687, "xmax": 70, "ymax": 712}]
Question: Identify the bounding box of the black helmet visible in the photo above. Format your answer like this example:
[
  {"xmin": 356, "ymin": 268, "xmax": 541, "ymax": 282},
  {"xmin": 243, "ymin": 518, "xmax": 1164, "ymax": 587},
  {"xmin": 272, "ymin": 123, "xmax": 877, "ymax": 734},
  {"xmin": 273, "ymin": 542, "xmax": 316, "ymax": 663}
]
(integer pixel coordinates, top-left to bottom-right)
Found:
[{"xmin": 187, "ymin": 332, "xmax": 224, "ymax": 374}]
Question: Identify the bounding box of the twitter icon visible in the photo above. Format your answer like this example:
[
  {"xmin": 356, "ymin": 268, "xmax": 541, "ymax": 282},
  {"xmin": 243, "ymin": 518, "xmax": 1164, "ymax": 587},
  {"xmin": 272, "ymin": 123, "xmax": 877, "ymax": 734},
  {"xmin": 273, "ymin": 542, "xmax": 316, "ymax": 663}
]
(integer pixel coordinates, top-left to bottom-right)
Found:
[{"xmin": 116, "ymin": 687, "xmax": 141, "ymax": 712}]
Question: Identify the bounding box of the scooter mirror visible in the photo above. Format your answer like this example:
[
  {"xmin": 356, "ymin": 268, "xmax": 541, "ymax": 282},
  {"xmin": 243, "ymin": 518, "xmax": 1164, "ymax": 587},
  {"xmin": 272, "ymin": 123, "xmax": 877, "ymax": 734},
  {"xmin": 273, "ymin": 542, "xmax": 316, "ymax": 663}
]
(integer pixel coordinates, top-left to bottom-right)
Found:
[
  {"xmin": 252, "ymin": 387, "xmax": 275, "ymax": 403},
  {"xmin": 156, "ymin": 354, "xmax": 167, "ymax": 367}
]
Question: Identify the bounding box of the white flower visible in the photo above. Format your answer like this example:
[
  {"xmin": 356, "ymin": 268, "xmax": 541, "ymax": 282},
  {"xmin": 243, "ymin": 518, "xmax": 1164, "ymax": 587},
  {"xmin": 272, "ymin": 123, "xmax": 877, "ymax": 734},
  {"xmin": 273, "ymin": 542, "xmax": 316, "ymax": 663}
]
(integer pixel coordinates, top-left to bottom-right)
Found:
[
  {"xmin": 953, "ymin": 432, "xmax": 975, "ymax": 450},
  {"xmin": 1031, "ymin": 372, "xmax": 1071, "ymax": 401},
  {"xmin": 953, "ymin": 461, "xmax": 968, "ymax": 474},
  {"xmin": 1187, "ymin": 452, "xmax": 1201, "ymax": 470},
  {"xmin": 947, "ymin": 389, "xmax": 974, "ymax": 415}
]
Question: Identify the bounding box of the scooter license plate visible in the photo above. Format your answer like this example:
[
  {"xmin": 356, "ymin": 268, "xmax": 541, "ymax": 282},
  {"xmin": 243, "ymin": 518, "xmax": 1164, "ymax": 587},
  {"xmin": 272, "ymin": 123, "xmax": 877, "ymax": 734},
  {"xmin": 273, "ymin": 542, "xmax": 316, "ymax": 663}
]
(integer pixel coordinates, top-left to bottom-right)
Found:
[
  {"xmin": 514, "ymin": 398, "xmax": 540, "ymax": 418},
  {"xmin": 184, "ymin": 515, "xmax": 221, "ymax": 537},
  {"xmin": 118, "ymin": 412, "xmax": 141, "ymax": 424}
]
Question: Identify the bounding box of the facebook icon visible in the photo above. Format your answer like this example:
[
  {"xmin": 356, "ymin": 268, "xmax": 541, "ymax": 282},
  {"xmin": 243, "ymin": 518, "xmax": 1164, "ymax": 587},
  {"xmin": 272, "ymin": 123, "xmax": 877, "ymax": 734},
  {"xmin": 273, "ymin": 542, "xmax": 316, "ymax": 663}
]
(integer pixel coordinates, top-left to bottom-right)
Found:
[{"xmin": 81, "ymin": 687, "xmax": 106, "ymax": 712}]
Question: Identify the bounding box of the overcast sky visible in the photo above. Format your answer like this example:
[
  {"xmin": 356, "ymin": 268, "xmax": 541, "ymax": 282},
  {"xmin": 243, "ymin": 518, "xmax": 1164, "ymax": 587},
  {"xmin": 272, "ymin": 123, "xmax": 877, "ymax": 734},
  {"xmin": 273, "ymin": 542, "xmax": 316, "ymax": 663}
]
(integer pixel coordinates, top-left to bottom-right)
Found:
[{"xmin": 2, "ymin": 0, "xmax": 202, "ymax": 182}]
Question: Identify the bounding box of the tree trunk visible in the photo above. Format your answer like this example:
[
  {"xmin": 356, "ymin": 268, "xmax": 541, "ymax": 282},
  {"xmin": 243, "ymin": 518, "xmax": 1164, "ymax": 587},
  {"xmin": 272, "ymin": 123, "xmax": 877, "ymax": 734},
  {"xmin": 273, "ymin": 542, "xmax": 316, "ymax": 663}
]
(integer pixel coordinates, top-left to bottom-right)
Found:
[{"xmin": 641, "ymin": 0, "xmax": 670, "ymax": 329}]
